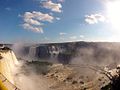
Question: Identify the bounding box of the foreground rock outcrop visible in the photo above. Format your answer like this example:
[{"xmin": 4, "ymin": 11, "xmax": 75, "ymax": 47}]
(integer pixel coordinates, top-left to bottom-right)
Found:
[{"xmin": 21, "ymin": 61, "xmax": 111, "ymax": 90}]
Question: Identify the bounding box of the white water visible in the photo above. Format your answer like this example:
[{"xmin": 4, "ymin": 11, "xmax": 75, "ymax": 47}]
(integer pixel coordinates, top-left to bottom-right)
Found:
[
  {"xmin": 0, "ymin": 50, "xmax": 19, "ymax": 85},
  {"xmin": 0, "ymin": 50, "xmax": 52, "ymax": 90}
]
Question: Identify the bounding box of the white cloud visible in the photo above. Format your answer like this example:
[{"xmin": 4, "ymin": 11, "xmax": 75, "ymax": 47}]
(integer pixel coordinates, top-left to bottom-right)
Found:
[
  {"xmin": 59, "ymin": 32, "xmax": 66, "ymax": 35},
  {"xmin": 24, "ymin": 18, "xmax": 43, "ymax": 26},
  {"xmin": 22, "ymin": 23, "xmax": 43, "ymax": 33},
  {"xmin": 58, "ymin": 0, "xmax": 65, "ymax": 3},
  {"xmin": 70, "ymin": 36, "xmax": 77, "ymax": 39},
  {"xmin": 80, "ymin": 35, "xmax": 84, "ymax": 38},
  {"xmin": 42, "ymin": 1, "xmax": 62, "ymax": 13},
  {"xmin": 18, "ymin": 14, "xmax": 22, "ymax": 17},
  {"xmin": 22, "ymin": 11, "xmax": 54, "ymax": 33},
  {"xmin": 24, "ymin": 11, "xmax": 54, "ymax": 23},
  {"xmin": 21, "ymin": 0, "xmax": 63, "ymax": 33},
  {"xmin": 85, "ymin": 14, "xmax": 106, "ymax": 24},
  {"xmin": 56, "ymin": 17, "xmax": 60, "ymax": 20},
  {"xmin": 105, "ymin": 0, "xmax": 119, "ymax": 2}
]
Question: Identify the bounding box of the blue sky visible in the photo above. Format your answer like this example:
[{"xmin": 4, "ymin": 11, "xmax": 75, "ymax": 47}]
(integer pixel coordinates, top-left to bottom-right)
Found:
[{"xmin": 0, "ymin": 0, "xmax": 119, "ymax": 43}]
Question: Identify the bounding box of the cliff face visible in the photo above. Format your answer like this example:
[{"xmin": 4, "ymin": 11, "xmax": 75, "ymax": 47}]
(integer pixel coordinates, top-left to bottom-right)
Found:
[
  {"xmin": 14, "ymin": 42, "xmax": 120, "ymax": 66},
  {"xmin": 0, "ymin": 49, "xmax": 19, "ymax": 90}
]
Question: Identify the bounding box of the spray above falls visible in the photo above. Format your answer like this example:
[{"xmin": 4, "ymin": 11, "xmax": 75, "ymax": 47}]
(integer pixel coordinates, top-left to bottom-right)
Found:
[{"xmin": 1, "ymin": 42, "xmax": 120, "ymax": 90}]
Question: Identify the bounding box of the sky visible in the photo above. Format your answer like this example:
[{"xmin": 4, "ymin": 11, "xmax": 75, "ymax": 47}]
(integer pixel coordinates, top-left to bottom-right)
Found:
[{"xmin": 0, "ymin": 0, "xmax": 120, "ymax": 43}]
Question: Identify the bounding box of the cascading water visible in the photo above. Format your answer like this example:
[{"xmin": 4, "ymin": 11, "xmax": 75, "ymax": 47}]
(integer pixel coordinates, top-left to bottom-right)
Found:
[
  {"xmin": 0, "ymin": 49, "xmax": 20, "ymax": 90},
  {"xmin": 0, "ymin": 48, "xmax": 52, "ymax": 90}
]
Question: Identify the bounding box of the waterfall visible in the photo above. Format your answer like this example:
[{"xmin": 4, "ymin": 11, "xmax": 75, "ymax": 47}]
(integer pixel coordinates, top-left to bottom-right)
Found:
[
  {"xmin": 28, "ymin": 46, "xmax": 37, "ymax": 60},
  {"xmin": 0, "ymin": 50, "xmax": 20, "ymax": 89}
]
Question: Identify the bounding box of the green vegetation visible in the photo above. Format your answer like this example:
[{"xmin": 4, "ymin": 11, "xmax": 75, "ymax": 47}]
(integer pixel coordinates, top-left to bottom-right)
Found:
[
  {"xmin": 22, "ymin": 61, "xmax": 53, "ymax": 75},
  {"xmin": 26, "ymin": 61, "xmax": 52, "ymax": 66}
]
